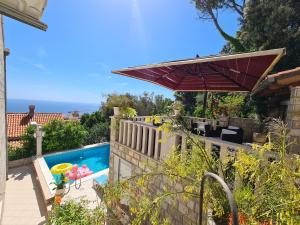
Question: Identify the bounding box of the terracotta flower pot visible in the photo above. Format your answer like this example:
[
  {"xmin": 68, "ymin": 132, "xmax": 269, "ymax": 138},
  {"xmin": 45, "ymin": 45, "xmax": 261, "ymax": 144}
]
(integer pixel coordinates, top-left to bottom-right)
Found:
[
  {"xmin": 54, "ymin": 195, "xmax": 62, "ymax": 205},
  {"xmin": 253, "ymin": 132, "xmax": 267, "ymax": 144},
  {"xmin": 228, "ymin": 213, "xmax": 248, "ymax": 225}
]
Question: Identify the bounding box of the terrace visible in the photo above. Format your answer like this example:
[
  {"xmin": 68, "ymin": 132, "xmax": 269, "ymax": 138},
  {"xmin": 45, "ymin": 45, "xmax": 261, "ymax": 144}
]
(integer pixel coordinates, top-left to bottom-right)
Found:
[
  {"xmin": 106, "ymin": 51, "xmax": 300, "ymax": 224},
  {"xmin": 113, "ymin": 116, "xmax": 255, "ymax": 163},
  {"xmin": 108, "ymin": 89, "xmax": 300, "ymax": 224}
]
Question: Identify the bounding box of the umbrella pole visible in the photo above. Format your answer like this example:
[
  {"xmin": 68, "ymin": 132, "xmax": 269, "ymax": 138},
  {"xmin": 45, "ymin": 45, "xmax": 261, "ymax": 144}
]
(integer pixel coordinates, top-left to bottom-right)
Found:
[{"xmin": 202, "ymin": 91, "xmax": 208, "ymax": 118}]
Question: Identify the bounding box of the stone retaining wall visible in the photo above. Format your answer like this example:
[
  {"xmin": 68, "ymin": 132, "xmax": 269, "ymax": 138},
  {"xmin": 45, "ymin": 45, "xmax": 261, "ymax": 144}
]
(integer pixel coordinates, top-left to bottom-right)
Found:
[
  {"xmin": 109, "ymin": 141, "xmax": 200, "ymax": 225},
  {"xmin": 8, "ymin": 157, "xmax": 33, "ymax": 169}
]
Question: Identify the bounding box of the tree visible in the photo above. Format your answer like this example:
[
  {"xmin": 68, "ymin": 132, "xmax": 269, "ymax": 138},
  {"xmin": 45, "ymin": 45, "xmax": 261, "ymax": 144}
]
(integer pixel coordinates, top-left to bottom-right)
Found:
[
  {"xmin": 192, "ymin": 0, "xmax": 246, "ymax": 52},
  {"xmin": 81, "ymin": 111, "xmax": 110, "ymax": 144},
  {"xmin": 239, "ymin": 0, "xmax": 300, "ymax": 71},
  {"xmin": 102, "ymin": 92, "xmax": 173, "ymax": 117},
  {"xmin": 192, "ymin": 0, "xmax": 300, "ymax": 71},
  {"xmin": 135, "ymin": 92, "xmax": 155, "ymax": 116},
  {"xmin": 84, "ymin": 123, "xmax": 110, "ymax": 145},
  {"xmin": 153, "ymin": 95, "xmax": 173, "ymax": 115},
  {"xmin": 174, "ymin": 92, "xmax": 198, "ymax": 115},
  {"xmin": 81, "ymin": 111, "xmax": 107, "ymax": 129}
]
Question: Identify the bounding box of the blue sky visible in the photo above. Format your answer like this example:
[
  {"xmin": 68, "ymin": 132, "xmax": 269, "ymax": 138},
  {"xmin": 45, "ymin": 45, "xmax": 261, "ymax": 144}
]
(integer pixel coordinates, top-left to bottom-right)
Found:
[{"xmin": 5, "ymin": 0, "xmax": 239, "ymax": 104}]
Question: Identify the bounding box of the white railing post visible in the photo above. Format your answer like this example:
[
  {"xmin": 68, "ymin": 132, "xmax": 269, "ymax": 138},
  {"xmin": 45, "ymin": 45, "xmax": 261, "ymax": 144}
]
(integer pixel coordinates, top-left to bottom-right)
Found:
[
  {"xmin": 136, "ymin": 125, "xmax": 142, "ymax": 152},
  {"xmin": 122, "ymin": 121, "xmax": 127, "ymax": 145},
  {"xmin": 118, "ymin": 120, "xmax": 123, "ymax": 143},
  {"xmin": 147, "ymin": 128, "xmax": 155, "ymax": 157},
  {"xmin": 127, "ymin": 122, "xmax": 132, "ymax": 147},
  {"xmin": 142, "ymin": 126, "xmax": 148, "ymax": 154},
  {"xmin": 131, "ymin": 125, "xmax": 137, "ymax": 149},
  {"xmin": 154, "ymin": 130, "xmax": 161, "ymax": 160}
]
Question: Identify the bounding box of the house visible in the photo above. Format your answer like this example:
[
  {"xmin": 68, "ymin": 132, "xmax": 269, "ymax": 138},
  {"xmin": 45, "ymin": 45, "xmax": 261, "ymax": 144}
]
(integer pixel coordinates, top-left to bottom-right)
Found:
[
  {"xmin": 7, "ymin": 105, "xmax": 64, "ymax": 148},
  {"xmin": 254, "ymin": 67, "xmax": 300, "ymax": 153}
]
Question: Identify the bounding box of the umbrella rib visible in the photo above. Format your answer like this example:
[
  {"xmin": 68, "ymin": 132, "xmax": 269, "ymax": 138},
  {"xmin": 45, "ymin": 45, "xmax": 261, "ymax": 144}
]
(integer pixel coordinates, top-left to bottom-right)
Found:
[
  {"xmin": 210, "ymin": 62, "xmax": 258, "ymax": 80},
  {"xmin": 196, "ymin": 63, "xmax": 208, "ymax": 90},
  {"xmin": 207, "ymin": 63, "xmax": 250, "ymax": 91},
  {"xmin": 175, "ymin": 65, "xmax": 207, "ymax": 90},
  {"xmin": 153, "ymin": 67, "xmax": 183, "ymax": 89},
  {"xmin": 153, "ymin": 67, "xmax": 177, "ymax": 82}
]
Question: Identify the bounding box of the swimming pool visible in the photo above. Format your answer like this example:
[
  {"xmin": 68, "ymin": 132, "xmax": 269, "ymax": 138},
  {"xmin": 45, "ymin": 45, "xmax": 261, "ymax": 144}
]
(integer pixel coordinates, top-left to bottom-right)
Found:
[
  {"xmin": 44, "ymin": 144, "xmax": 110, "ymax": 174},
  {"xmin": 35, "ymin": 143, "xmax": 110, "ymax": 199}
]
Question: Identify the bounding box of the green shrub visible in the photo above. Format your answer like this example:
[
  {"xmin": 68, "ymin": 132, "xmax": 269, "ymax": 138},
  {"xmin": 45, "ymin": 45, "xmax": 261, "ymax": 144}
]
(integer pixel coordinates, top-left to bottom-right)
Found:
[
  {"xmin": 22, "ymin": 119, "xmax": 87, "ymax": 154},
  {"xmin": 42, "ymin": 120, "xmax": 87, "ymax": 153},
  {"xmin": 21, "ymin": 125, "xmax": 36, "ymax": 153},
  {"xmin": 8, "ymin": 145, "xmax": 35, "ymax": 161},
  {"xmin": 48, "ymin": 200, "xmax": 105, "ymax": 225}
]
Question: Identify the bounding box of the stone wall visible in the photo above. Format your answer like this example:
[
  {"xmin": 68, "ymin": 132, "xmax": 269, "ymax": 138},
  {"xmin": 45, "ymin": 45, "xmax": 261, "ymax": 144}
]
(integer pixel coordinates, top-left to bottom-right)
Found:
[
  {"xmin": 8, "ymin": 157, "xmax": 32, "ymax": 169},
  {"xmin": 109, "ymin": 141, "xmax": 200, "ymax": 225},
  {"xmin": 287, "ymin": 86, "xmax": 300, "ymax": 154}
]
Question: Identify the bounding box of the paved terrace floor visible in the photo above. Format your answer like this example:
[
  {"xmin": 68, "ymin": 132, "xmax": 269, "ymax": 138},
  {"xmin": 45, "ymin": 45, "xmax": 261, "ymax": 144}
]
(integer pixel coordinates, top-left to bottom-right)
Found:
[
  {"xmin": 62, "ymin": 178, "xmax": 102, "ymax": 208},
  {"xmin": 1, "ymin": 165, "xmax": 47, "ymax": 225}
]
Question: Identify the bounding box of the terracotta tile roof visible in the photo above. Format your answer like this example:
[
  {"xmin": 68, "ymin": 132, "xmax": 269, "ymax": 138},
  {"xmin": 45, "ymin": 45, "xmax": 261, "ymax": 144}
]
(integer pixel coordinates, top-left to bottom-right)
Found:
[
  {"xmin": 7, "ymin": 113, "xmax": 64, "ymax": 140},
  {"xmin": 254, "ymin": 67, "xmax": 300, "ymax": 96}
]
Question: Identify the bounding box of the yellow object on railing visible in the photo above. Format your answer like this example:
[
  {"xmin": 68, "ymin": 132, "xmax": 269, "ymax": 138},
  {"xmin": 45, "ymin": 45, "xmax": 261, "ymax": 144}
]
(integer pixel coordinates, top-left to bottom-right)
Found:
[{"xmin": 50, "ymin": 163, "xmax": 72, "ymax": 175}]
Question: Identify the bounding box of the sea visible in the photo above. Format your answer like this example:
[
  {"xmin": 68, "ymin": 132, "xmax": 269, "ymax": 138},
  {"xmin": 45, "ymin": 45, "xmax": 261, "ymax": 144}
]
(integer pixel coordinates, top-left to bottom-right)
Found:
[{"xmin": 7, "ymin": 99, "xmax": 100, "ymax": 115}]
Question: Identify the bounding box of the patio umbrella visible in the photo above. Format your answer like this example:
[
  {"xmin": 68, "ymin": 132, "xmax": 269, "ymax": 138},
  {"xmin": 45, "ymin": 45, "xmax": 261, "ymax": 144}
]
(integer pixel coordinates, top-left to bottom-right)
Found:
[
  {"xmin": 112, "ymin": 49, "xmax": 285, "ymax": 92},
  {"xmin": 112, "ymin": 49, "xmax": 285, "ymax": 115}
]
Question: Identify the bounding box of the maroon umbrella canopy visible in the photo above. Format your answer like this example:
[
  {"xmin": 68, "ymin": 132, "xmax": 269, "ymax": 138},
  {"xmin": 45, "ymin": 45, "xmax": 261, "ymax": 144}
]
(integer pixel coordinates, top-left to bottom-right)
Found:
[{"xmin": 112, "ymin": 49, "xmax": 285, "ymax": 92}]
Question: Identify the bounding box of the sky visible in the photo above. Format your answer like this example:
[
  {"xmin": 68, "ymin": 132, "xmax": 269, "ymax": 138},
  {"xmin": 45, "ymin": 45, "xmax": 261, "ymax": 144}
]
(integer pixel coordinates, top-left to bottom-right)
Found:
[{"xmin": 5, "ymin": 0, "xmax": 239, "ymax": 104}]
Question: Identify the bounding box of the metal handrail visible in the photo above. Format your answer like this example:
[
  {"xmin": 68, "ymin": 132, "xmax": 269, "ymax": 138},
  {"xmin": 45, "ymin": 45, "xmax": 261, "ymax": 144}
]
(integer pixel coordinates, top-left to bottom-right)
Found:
[{"xmin": 198, "ymin": 172, "xmax": 239, "ymax": 225}]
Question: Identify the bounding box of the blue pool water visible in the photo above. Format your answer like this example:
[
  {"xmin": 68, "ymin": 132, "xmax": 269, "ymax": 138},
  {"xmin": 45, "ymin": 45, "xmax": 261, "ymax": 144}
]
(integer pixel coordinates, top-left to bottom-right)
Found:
[{"xmin": 44, "ymin": 144, "xmax": 110, "ymax": 179}]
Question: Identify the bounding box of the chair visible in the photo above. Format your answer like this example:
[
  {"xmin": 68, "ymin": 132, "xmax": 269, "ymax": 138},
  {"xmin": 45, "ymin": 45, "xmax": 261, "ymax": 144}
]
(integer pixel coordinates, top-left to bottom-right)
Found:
[
  {"xmin": 208, "ymin": 126, "xmax": 226, "ymax": 137},
  {"xmin": 227, "ymin": 126, "xmax": 243, "ymax": 144},
  {"xmin": 195, "ymin": 122, "xmax": 211, "ymax": 136},
  {"xmin": 221, "ymin": 129, "xmax": 240, "ymax": 143}
]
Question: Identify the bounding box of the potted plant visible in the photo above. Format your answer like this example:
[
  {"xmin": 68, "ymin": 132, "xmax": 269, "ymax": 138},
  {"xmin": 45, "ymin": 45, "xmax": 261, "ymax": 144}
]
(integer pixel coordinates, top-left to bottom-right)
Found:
[
  {"xmin": 51, "ymin": 173, "xmax": 68, "ymax": 198},
  {"xmin": 105, "ymin": 94, "xmax": 135, "ymax": 116},
  {"xmin": 120, "ymin": 107, "xmax": 137, "ymax": 120},
  {"xmin": 219, "ymin": 109, "xmax": 229, "ymax": 127},
  {"xmin": 253, "ymin": 119, "xmax": 268, "ymax": 144},
  {"xmin": 145, "ymin": 115, "xmax": 163, "ymax": 126}
]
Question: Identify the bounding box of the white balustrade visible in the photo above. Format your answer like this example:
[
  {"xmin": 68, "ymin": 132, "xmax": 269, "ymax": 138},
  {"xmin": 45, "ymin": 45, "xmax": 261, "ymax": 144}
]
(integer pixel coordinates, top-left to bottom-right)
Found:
[{"xmin": 114, "ymin": 118, "xmax": 249, "ymax": 162}]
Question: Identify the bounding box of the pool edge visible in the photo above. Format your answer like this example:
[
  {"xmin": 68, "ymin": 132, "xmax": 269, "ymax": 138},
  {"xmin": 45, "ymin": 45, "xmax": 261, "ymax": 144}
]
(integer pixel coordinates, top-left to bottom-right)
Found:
[{"xmin": 34, "ymin": 143, "xmax": 110, "ymax": 204}]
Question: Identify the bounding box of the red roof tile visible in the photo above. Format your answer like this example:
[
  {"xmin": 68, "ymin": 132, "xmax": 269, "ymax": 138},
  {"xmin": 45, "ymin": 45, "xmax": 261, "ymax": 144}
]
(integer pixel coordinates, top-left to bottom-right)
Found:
[{"xmin": 7, "ymin": 113, "xmax": 64, "ymax": 139}]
